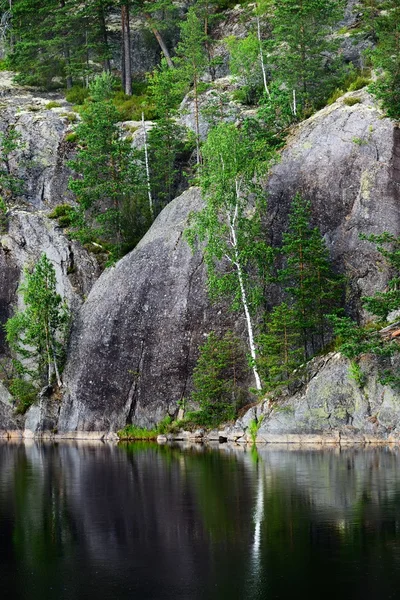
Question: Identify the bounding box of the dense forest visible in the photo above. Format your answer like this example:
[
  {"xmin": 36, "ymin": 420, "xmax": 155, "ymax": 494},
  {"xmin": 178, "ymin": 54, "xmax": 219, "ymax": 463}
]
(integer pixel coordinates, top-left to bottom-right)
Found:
[{"xmin": 0, "ymin": 0, "xmax": 399, "ymax": 430}]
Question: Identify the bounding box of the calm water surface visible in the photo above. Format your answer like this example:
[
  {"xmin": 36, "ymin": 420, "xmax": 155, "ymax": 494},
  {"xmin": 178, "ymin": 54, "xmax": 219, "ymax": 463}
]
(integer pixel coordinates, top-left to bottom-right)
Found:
[{"xmin": 1, "ymin": 442, "xmax": 400, "ymax": 599}]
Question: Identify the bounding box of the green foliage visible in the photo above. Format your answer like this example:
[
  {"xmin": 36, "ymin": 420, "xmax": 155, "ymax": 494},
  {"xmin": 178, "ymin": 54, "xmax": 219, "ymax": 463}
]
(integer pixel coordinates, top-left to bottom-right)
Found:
[
  {"xmin": 348, "ymin": 75, "xmax": 371, "ymax": 91},
  {"xmin": 5, "ymin": 254, "xmax": 70, "ymax": 389},
  {"xmin": 8, "ymin": 0, "xmax": 112, "ymax": 88},
  {"xmin": 9, "ymin": 378, "xmax": 38, "ymax": 414},
  {"xmin": 331, "ymin": 232, "xmax": 400, "ymax": 390},
  {"xmin": 0, "ymin": 126, "xmax": 24, "ymax": 201},
  {"xmin": 45, "ymin": 101, "xmax": 61, "ymax": 109},
  {"xmin": 68, "ymin": 75, "xmax": 152, "ymax": 260},
  {"xmin": 360, "ymin": 232, "xmax": 400, "ymax": 321},
  {"xmin": 269, "ymin": 0, "xmax": 346, "ymax": 113},
  {"xmin": 258, "ymin": 302, "xmax": 303, "ymax": 390},
  {"xmin": 279, "ymin": 193, "xmax": 343, "ymax": 359},
  {"xmin": 118, "ymin": 425, "xmax": 158, "ymax": 440},
  {"xmin": 369, "ymin": 0, "xmax": 400, "ymax": 119},
  {"xmin": 48, "ymin": 203, "xmax": 76, "ymax": 228},
  {"xmin": 226, "ymin": 33, "xmax": 264, "ymax": 105},
  {"xmin": 248, "ymin": 415, "xmax": 264, "ymax": 444},
  {"xmin": 65, "ymin": 85, "xmax": 90, "ymax": 105},
  {"xmin": 349, "ymin": 360, "xmax": 367, "ymax": 389},
  {"xmin": 65, "ymin": 132, "xmax": 78, "ymax": 143},
  {"xmin": 190, "ymin": 331, "xmax": 248, "ymax": 427},
  {"xmin": 343, "ymin": 97, "xmax": 362, "ymax": 106},
  {"xmin": 0, "ymin": 197, "xmax": 8, "ymax": 233}
]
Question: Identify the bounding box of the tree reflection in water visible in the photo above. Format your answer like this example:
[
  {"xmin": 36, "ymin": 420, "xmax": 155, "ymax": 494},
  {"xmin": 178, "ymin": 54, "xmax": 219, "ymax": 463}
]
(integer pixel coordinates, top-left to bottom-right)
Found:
[{"xmin": 0, "ymin": 442, "xmax": 400, "ymax": 599}]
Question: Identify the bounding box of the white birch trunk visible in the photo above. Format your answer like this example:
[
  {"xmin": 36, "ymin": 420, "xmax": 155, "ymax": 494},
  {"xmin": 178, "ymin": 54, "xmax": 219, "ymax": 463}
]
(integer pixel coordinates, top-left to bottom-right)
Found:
[
  {"xmin": 142, "ymin": 112, "xmax": 153, "ymax": 218},
  {"xmin": 292, "ymin": 89, "xmax": 297, "ymax": 117},
  {"xmin": 256, "ymin": 16, "xmax": 270, "ymax": 99},
  {"xmin": 228, "ymin": 182, "xmax": 262, "ymax": 391}
]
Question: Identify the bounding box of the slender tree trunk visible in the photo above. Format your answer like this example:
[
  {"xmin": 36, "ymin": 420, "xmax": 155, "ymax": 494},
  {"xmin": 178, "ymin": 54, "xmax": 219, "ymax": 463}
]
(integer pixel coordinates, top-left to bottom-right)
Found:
[
  {"xmin": 193, "ymin": 71, "xmax": 201, "ymax": 165},
  {"xmin": 256, "ymin": 16, "xmax": 270, "ymax": 98},
  {"xmin": 98, "ymin": 2, "xmax": 111, "ymax": 72},
  {"xmin": 121, "ymin": 3, "xmax": 132, "ymax": 95},
  {"xmin": 142, "ymin": 112, "xmax": 153, "ymax": 218},
  {"xmin": 60, "ymin": 0, "xmax": 73, "ymax": 88},
  {"xmin": 50, "ymin": 335, "xmax": 62, "ymax": 388},
  {"xmin": 143, "ymin": 13, "xmax": 174, "ymax": 68},
  {"xmin": 229, "ymin": 184, "xmax": 262, "ymax": 391}
]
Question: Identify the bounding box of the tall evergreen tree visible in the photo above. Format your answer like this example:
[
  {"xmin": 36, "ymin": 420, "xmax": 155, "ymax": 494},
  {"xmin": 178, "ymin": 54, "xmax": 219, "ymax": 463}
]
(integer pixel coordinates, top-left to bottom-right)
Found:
[
  {"xmin": 279, "ymin": 193, "xmax": 342, "ymax": 359},
  {"xmin": 369, "ymin": 0, "xmax": 400, "ymax": 119},
  {"xmin": 68, "ymin": 74, "xmax": 149, "ymax": 259},
  {"xmin": 175, "ymin": 7, "xmax": 208, "ymax": 165},
  {"xmin": 147, "ymin": 59, "xmax": 188, "ymax": 212},
  {"xmin": 257, "ymin": 302, "xmax": 303, "ymax": 390},
  {"xmin": 270, "ymin": 0, "xmax": 345, "ymax": 113}
]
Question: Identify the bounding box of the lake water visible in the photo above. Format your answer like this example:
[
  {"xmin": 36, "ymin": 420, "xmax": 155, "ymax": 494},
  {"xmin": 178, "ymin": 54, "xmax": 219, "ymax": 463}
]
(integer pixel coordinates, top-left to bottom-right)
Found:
[{"xmin": 1, "ymin": 442, "xmax": 400, "ymax": 599}]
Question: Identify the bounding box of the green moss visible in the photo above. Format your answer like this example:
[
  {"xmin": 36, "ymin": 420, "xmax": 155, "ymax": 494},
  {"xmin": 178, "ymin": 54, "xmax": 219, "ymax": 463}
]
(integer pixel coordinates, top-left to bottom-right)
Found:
[
  {"xmin": 343, "ymin": 97, "xmax": 361, "ymax": 106},
  {"xmin": 60, "ymin": 112, "xmax": 78, "ymax": 122},
  {"xmin": 65, "ymin": 131, "xmax": 78, "ymax": 143},
  {"xmin": 46, "ymin": 101, "xmax": 61, "ymax": 109}
]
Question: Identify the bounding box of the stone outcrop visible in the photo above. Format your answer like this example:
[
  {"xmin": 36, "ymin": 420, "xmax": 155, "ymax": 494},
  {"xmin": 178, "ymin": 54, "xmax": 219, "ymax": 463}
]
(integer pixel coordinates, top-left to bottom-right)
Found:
[
  {"xmin": 58, "ymin": 187, "xmax": 237, "ymax": 433},
  {"xmin": 230, "ymin": 352, "xmax": 400, "ymax": 444},
  {"xmin": 0, "ymin": 72, "xmax": 76, "ymax": 209},
  {"xmin": 266, "ymin": 89, "xmax": 400, "ymax": 316}
]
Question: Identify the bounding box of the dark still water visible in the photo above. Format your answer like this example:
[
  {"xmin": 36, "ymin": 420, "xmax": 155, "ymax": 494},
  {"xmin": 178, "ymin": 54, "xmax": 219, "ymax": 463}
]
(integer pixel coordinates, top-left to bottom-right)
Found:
[{"xmin": 1, "ymin": 443, "xmax": 400, "ymax": 600}]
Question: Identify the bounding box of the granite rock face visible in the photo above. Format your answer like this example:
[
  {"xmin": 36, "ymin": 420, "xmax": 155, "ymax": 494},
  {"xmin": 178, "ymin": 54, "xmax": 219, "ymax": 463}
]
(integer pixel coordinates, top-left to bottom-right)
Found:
[
  {"xmin": 233, "ymin": 353, "xmax": 400, "ymax": 444},
  {"xmin": 266, "ymin": 89, "xmax": 400, "ymax": 316},
  {"xmin": 58, "ymin": 187, "xmax": 236, "ymax": 433},
  {"xmin": 0, "ymin": 72, "xmax": 76, "ymax": 209}
]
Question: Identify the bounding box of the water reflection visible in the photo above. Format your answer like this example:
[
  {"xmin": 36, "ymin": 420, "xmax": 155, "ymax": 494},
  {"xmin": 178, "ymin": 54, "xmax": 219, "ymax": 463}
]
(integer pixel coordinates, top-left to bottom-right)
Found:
[{"xmin": 1, "ymin": 442, "xmax": 400, "ymax": 599}]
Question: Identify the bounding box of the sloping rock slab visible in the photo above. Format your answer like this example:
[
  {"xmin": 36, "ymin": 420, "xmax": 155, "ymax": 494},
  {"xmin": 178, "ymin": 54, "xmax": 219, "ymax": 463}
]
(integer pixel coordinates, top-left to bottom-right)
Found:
[{"xmin": 59, "ymin": 187, "xmax": 235, "ymax": 432}]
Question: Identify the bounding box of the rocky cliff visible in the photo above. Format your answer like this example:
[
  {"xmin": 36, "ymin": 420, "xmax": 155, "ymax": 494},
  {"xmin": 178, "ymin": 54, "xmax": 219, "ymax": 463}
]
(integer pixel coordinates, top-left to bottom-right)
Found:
[{"xmin": 0, "ymin": 77, "xmax": 399, "ymax": 440}]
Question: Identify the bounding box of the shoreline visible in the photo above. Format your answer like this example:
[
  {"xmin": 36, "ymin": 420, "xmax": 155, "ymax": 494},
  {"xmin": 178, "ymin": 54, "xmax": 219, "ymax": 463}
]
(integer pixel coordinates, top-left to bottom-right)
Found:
[{"xmin": 1, "ymin": 429, "xmax": 400, "ymax": 446}]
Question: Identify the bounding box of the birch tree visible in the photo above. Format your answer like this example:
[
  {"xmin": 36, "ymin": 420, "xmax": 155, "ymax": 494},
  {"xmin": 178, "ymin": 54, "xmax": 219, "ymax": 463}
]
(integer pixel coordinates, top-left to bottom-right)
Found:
[
  {"xmin": 5, "ymin": 254, "xmax": 69, "ymax": 389},
  {"xmin": 187, "ymin": 123, "xmax": 273, "ymax": 391}
]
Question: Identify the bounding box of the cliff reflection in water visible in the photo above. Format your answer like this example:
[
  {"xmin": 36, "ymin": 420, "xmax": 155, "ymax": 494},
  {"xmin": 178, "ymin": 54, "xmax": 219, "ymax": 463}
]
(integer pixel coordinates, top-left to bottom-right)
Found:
[{"xmin": 1, "ymin": 443, "xmax": 400, "ymax": 599}]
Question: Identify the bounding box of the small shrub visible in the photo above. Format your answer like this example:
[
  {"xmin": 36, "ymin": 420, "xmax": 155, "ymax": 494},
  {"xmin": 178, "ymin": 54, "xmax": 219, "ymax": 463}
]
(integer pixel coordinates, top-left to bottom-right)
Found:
[
  {"xmin": 65, "ymin": 131, "xmax": 78, "ymax": 143},
  {"xmin": 113, "ymin": 91, "xmax": 155, "ymax": 121},
  {"xmin": 248, "ymin": 415, "xmax": 264, "ymax": 444},
  {"xmin": 117, "ymin": 425, "xmax": 158, "ymax": 440},
  {"xmin": 60, "ymin": 112, "xmax": 78, "ymax": 122},
  {"xmin": 0, "ymin": 58, "xmax": 10, "ymax": 71},
  {"xmin": 48, "ymin": 203, "xmax": 76, "ymax": 227},
  {"xmin": 9, "ymin": 379, "xmax": 38, "ymax": 414},
  {"xmin": 326, "ymin": 88, "xmax": 345, "ymax": 105},
  {"xmin": 156, "ymin": 415, "xmax": 173, "ymax": 434},
  {"xmin": 344, "ymin": 97, "xmax": 361, "ymax": 106},
  {"xmin": 352, "ymin": 136, "xmax": 367, "ymax": 145},
  {"xmin": 46, "ymin": 101, "xmax": 61, "ymax": 109},
  {"xmin": 349, "ymin": 360, "xmax": 367, "ymax": 389},
  {"xmin": 348, "ymin": 76, "xmax": 371, "ymax": 92},
  {"xmin": 65, "ymin": 85, "xmax": 90, "ymax": 105},
  {"xmin": 0, "ymin": 197, "xmax": 8, "ymax": 233}
]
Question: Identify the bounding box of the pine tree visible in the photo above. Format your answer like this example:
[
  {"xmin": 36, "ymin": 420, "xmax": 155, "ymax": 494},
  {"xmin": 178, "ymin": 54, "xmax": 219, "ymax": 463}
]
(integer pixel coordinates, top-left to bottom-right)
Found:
[
  {"xmin": 147, "ymin": 59, "xmax": 188, "ymax": 212},
  {"xmin": 5, "ymin": 254, "xmax": 69, "ymax": 389},
  {"xmin": 270, "ymin": 0, "xmax": 345, "ymax": 113},
  {"xmin": 360, "ymin": 232, "xmax": 400, "ymax": 322},
  {"xmin": 175, "ymin": 7, "xmax": 208, "ymax": 165},
  {"xmin": 191, "ymin": 331, "xmax": 248, "ymax": 426},
  {"xmin": 0, "ymin": 125, "xmax": 24, "ymax": 201},
  {"xmin": 257, "ymin": 302, "xmax": 303, "ymax": 390},
  {"xmin": 369, "ymin": 0, "xmax": 400, "ymax": 119},
  {"xmin": 279, "ymin": 193, "xmax": 343, "ymax": 359},
  {"xmin": 68, "ymin": 74, "xmax": 150, "ymax": 259}
]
